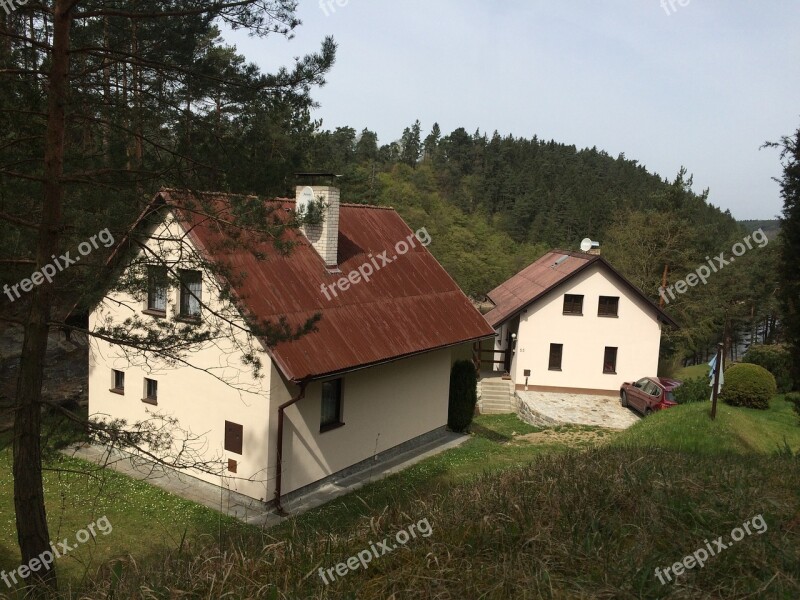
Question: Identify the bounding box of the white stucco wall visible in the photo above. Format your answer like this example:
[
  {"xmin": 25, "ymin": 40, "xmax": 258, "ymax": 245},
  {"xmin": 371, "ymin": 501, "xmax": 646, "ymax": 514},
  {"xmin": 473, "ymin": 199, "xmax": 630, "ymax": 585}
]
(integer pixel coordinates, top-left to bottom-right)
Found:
[
  {"xmin": 511, "ymin": 264, "xmax": 663, "ymax": 392},
  {"xmin": 279, "ymin": 347, "xmax": 453, "ymax": 496},
  {"xmin": 90, "ymin": 211, "xmax": 468, "ymax": 503},
  {"xmin": 88, "ymin": 214, "xmax": 274, "ymax": 501}
]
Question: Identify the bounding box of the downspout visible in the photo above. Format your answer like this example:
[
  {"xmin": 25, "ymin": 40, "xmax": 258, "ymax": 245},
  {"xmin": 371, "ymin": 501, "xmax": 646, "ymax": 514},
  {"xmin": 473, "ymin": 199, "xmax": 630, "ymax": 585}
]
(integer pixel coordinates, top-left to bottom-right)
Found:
[{"xmin": 275, "ymin": 380, "xmax": 307, "ymax": 514}]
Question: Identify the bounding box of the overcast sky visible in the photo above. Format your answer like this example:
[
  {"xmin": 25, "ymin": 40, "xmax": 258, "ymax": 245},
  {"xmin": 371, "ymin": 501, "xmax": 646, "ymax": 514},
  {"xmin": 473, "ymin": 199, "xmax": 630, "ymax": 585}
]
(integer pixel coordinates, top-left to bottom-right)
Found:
[{"xmin": 224, "ymin": 0, "xmax": 800, "ymax": 221}]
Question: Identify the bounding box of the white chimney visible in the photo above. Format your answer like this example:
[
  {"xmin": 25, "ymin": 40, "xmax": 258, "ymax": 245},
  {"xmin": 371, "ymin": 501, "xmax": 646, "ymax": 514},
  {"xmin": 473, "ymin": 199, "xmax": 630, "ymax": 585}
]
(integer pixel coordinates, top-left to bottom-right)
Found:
[{"xmin": 296, "ymin": 182, "xmax": 340, "ymax": 269}]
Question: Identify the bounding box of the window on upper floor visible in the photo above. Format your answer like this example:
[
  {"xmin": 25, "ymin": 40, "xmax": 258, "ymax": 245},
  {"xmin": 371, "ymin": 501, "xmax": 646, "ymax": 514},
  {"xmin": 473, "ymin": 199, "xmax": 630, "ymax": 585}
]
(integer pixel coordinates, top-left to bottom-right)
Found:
[
  {"xmin": 178, "ymin": 269, "xmax": 202, "ymax": 319},
  {"xmin": 146, "ymin": 266, "xmax": 168, "ymax": 314},
  {"xmin": 563, "ymin": 294, "xmax": 584, "ymax": 316},
  {"xmin": 598, "ymin": 296, "xmax": 619, "ymax": 317}
]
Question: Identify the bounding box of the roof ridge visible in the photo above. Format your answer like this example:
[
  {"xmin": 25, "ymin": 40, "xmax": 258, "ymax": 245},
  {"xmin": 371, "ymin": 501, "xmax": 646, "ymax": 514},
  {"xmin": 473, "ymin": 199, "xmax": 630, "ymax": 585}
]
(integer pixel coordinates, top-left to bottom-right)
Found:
[{"xmin": 160, "ymin": 188, "xmax": 395, "ymax": 211}]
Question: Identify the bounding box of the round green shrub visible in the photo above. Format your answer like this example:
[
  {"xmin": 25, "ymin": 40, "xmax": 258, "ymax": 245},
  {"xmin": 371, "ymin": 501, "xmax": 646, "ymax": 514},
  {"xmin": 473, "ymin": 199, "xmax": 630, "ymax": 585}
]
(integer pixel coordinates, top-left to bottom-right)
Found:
[
  {"xmin": 448, "ymin": 360, "xmax": 478, "ymax": 433},
  {"xmin": 719, "ymin": 363, "xmax": 777, "ymax": 410},
  {"xmin": 741, "ymin": 344, "xmax": 794, "ymax": 393}
]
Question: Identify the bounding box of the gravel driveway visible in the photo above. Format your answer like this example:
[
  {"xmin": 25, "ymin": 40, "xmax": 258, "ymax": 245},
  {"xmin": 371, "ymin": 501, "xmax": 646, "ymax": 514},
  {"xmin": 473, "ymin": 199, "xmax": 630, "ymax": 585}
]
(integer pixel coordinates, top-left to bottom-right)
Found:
[{"xmin": 516, "ymin": 390, "xmax": 640, "ymax": 429}]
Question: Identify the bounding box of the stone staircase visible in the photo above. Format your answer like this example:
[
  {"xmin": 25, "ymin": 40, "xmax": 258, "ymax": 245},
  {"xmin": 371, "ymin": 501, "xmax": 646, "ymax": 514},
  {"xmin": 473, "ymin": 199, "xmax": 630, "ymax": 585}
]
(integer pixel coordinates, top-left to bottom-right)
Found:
[{"xmin": 478, "ymin": 378, "xmax": 515, "ymax": 414}]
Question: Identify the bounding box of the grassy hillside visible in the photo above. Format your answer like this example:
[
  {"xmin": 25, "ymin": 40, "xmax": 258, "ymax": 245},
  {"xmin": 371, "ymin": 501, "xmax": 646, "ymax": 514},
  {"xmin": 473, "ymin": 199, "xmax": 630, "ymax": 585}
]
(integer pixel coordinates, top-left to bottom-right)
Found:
[
  {"xmin": 613, "ymin": 396, "xmax": 800, "ymax": 455},
  {"xmin": 69, "ymin": 451, "xmax": 799, "ymax": 599},
  {"xmin": 40, "ymin": 404, "xmax": 800, "ymax": 599}
]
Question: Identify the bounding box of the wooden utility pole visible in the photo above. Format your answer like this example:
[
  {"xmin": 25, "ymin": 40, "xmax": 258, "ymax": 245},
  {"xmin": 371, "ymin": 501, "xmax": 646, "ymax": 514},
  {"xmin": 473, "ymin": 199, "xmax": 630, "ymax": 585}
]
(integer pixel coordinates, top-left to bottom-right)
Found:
[{"xmin": 710, "ymin": 342, "xmax": 723, "ymax": 420}]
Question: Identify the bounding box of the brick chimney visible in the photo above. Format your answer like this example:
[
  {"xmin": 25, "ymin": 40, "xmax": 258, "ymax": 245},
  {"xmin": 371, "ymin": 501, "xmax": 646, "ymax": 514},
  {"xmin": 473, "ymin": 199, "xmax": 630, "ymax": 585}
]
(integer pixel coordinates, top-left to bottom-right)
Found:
[{"xmin": 296, "ymin": 174, "xmax": 340, "ymax": 269}]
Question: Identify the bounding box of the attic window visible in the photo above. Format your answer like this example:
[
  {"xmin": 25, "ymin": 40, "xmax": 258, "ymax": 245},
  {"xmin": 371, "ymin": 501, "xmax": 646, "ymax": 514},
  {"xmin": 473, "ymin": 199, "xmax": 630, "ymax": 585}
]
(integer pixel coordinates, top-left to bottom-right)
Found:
[
  {"xmin": 178, "ymin": 270, "xmax": 202, "ymax": 318},
  {"xmin": 563, "ymin": 294, "xmax": 583, "ymax": 316},
  {"xmin": 146, "ymin": 266, "xmax": 168, "ymax": 313},
  {"xmin": 598, "ymin": 296, "xmax": 619, "ymax": 317}
]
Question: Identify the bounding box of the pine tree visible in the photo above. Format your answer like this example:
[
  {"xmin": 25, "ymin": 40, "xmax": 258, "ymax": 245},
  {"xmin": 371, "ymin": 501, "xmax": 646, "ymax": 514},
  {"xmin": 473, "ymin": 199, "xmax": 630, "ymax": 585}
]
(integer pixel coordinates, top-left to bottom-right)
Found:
[
  {"xmin": 770, "ymin": 127, "xmax": 800, "ymax": 388},
  {"xmin": 400, "ymin": 120, "xmax": 422, "ymax": 167},
  {"xmin": 0, "ymin": 1, "xmax": 334, "ymax": 589}
]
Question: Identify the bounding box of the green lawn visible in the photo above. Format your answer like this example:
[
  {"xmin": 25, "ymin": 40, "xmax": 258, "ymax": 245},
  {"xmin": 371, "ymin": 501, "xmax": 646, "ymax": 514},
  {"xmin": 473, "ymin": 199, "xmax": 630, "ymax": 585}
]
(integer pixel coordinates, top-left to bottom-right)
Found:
[
  {"xmin": 613, "ymin": 395, "xmax": 800, "ymax": 455},
  {"xmin": 0, "ymin": 412, "xmax": 245, "ymax": 590},
  {"xmin": 674, "ymin": 363, "xmax": 711, "ymax": 380},
  {"xmin": 3, "ymin": 400, "xmax": 799, "ymax": 598},
  {"xmin": 69, "ymin": 410, "xmax": 800, "ymax": 600}
]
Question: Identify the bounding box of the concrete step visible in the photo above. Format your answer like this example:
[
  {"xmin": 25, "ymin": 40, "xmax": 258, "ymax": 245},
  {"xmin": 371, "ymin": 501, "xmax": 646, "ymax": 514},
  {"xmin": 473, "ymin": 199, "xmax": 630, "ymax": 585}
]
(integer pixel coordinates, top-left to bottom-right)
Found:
[
  {"xmin": 481, "ymin": 392, "xmax": 511, "ymax": 400},
  {"xmin": 481, "ymin": 383, "xmax": 513, "ymax": 391},
  {"xmin": 480, "ymin": 406, "xmax": 515, "ymax": 415},
  {"xmin": 480, "ymin": 400, "xmax": 515, "ymax": 409}
]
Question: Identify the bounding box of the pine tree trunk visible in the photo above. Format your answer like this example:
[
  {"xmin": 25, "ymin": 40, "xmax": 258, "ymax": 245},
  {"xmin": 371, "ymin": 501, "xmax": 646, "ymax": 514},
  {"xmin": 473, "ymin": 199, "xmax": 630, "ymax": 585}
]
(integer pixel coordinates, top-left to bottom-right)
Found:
[{"xmin": 13, "ymin": 0, "xmax": 73, "ymax": 590}]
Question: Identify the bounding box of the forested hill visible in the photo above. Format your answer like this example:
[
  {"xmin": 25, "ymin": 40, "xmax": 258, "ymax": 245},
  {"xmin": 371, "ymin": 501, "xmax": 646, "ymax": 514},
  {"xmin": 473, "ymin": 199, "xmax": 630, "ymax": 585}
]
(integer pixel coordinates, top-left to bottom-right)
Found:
[
  {"xmin": 295, "ymin": 124, "xmax": 781, "ymax": 368},
  {"xmin": 287, "ymin": 124, "xmax": 742, "ymax": 297},
  {"xmin": 306, "ymin": 125, "xmax": 730, "ymax": 245}
]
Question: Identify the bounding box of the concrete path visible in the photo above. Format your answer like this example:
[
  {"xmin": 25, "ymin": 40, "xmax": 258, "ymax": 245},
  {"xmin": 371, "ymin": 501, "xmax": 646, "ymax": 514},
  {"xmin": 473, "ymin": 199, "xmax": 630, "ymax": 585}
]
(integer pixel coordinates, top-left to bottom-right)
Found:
[
  {"xmin": 62, "ymin": 431, "xmax": 470, "ymax": 528},
  {"xmin": 517, "ymin": 390, "xmax": 640, "ymax": 429}
]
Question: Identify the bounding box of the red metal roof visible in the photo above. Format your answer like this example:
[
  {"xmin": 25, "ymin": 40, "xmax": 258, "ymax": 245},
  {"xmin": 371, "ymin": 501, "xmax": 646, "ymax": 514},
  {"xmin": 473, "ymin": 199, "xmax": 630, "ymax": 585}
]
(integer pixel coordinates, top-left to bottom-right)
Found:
[
  {"xmin": 159, "ymin": 190, "xmax": 494, "ymax": 382},
  {"xmin": 484, "ymin": 249, "xmax": 677, "ymax": 329}
]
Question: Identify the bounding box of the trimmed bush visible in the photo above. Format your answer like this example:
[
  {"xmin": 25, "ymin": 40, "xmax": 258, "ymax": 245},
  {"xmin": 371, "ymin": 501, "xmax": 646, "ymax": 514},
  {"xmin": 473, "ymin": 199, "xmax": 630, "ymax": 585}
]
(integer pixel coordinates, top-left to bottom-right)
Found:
[
  {"xmin": 719, "ymin": 363, "xmax": 777, "ymax": 410},
  {"xmin": 448, "ymin": 360, "xmax": 478, "ymax": 433},
  {"xmin": 741, "ymin": 344, "xmax": 794, "ymax": 393},
  {"xmin": 674, "ymin": 377, "xmax": 709, "ymax": 404},
  {"xmin": 786, "ymin": 392, "xmax": 800, "ymax": 417}
]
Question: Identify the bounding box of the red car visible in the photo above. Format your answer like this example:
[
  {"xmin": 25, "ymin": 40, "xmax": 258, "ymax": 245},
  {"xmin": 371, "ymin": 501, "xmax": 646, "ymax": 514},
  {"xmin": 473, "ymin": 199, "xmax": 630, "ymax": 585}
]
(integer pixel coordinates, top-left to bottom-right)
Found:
[{"xmin": 620, "ymin": 377, "xmax": 681, "ymax": 416}]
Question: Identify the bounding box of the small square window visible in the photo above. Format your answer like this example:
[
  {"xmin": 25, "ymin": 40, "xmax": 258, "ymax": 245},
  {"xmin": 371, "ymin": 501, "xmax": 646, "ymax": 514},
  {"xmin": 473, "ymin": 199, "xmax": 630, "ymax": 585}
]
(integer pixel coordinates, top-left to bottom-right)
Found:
[
  {"xmin": 178, "ymin": 270, "xmax": 202, "ymax": 318},
  {"xmin": 143, "ymin": 378, "xmax": 158, "ymax": 404},
  {"xmin": 603, "ymin": 347, "xmax": 618, "ymax": 374},
  {"xmin": 225, "ymin": 421, "xmax": 243, "ymax": 455},
  {"xmin": 320, "ymin": 379, "xmax": 344, "ymax": 432},
  {"xmin": 548, "ymin": 343, "xmax": 563, "ymax": 371},
  {"xmin": 227, "ymin": 459, "xmax": 238, "ymax": 474},
  {"xmin": 563, "ymin": 294, "xmax": 584, "ymax": 316},
  {"xmin": 598, "ymin": 296, "xmax": 619, "ymax": 317},
  {"xmin": 111, "ymin": 370, "xmax": 125, "ymax": 393},
  {"xmin": 146, "ymin": 266, "xmax": 168, "ymax": 313}
]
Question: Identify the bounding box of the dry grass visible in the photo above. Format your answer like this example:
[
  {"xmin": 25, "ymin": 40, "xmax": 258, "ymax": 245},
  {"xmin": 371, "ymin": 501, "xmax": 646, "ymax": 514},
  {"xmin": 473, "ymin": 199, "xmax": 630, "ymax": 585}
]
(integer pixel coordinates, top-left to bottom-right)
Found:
[{"xmin": 48, "ymin": 448, "xmax": 800, "ymax": 600}]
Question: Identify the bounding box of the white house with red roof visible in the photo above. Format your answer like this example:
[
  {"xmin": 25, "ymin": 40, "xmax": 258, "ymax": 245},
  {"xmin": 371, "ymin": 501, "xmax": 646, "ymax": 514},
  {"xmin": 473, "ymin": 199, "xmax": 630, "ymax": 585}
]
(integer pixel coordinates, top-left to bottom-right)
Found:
[
  {"xmin": 482, "ymin": 249, "xmax": 677, "ymax": 398},
  {"xmin": 88, "ymin": 181, "xmax": 493, "ymax": 506}
]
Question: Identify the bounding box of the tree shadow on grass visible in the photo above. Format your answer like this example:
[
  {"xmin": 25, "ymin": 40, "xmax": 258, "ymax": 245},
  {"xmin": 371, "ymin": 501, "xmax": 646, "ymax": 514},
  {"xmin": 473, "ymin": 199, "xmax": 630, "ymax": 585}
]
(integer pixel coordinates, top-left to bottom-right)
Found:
[{"xmin": 469, "ymin": 423, "xmax": 512, "ymax": 444}]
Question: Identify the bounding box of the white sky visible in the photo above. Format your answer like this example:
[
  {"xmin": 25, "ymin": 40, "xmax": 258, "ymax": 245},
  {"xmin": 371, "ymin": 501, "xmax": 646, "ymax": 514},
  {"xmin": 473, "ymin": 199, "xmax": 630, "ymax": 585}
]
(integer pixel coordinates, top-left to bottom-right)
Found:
[{"xmin": 224, "ymin": 0, "xmax": 800, "ymax": 220}]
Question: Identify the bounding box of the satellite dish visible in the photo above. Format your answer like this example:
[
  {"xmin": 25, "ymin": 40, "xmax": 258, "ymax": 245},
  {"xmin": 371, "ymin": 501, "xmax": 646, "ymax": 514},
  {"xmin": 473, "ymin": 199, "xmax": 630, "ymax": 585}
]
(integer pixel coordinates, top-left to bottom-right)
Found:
[
  {"xmin": 297, "ymin": 186, "xmax": 315, "ymax": 216},
  {"xmin": 580, "ymin": 238, "xmax": 593, "ymax": 252}
]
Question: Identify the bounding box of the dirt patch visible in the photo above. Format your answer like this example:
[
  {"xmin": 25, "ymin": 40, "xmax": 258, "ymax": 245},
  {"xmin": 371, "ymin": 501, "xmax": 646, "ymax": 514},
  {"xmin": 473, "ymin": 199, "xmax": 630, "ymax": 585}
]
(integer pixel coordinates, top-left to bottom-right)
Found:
[
  {"xmin": 0, "ymin": 323, "xmax": 88, "ymax": 430},
  {"xmin": 515, "ymin": 428, "xmax": 615, "ymax": 448}
]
